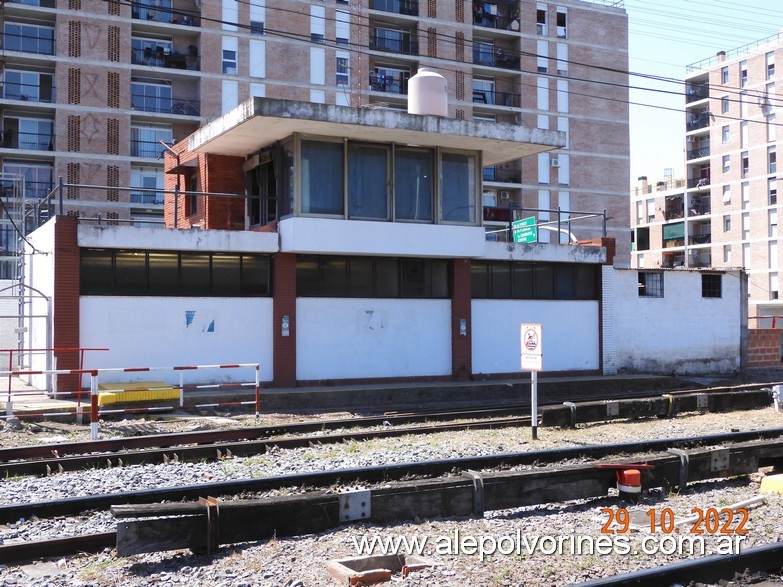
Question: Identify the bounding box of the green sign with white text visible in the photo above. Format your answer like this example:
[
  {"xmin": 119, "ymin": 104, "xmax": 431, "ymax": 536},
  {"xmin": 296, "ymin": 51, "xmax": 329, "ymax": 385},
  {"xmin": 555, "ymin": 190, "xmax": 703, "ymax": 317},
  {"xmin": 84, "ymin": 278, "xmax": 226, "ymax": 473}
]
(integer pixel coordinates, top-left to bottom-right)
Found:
[{"xmin": 512, "ymin": 217, "xmax": 537, "ymax": 243}]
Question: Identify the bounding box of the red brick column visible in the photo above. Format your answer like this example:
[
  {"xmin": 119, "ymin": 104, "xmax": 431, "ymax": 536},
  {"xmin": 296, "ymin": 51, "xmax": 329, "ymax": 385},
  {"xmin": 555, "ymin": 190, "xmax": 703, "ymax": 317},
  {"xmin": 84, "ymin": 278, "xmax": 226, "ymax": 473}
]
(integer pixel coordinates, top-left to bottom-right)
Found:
[
  {"xmin": 747, "ymin": 328, "xmax": 783, "ymax": 367},
  {"xmin": 451, "ymin": 258, "xmax": 472, "ymax": 379},
  {"xmin": 53, "ymin": 216, "xmax": 80, "ymax": 393},
  {"xmin": 273, "ymin": 253, "xmax": 297, "ymax": 387}
]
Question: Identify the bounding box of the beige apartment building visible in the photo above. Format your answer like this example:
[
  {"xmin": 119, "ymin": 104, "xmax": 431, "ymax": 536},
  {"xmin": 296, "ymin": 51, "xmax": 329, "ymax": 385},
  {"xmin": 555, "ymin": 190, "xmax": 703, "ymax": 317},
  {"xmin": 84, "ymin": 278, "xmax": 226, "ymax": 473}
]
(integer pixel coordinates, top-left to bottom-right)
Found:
[
  {"xmin": 0, "ymin": 0, "xmax": 629, "ymax": 279},
  {"xmin": 631, "ymin": 33, "xmax": 783, "ymax": 319}
]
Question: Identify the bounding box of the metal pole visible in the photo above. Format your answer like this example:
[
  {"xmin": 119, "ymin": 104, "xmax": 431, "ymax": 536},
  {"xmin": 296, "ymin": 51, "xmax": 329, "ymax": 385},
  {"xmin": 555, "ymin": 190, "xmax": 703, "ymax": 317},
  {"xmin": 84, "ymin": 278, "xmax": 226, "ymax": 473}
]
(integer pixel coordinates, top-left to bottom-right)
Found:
[
  {"xmin": 90, "ymin": 371, "xmax": 99, "ymax": 440},
  {"xmin": 255, "ymin": 365, "xmax": 260, "ymax": 421},
  {"xmin": 557, "ymin": 207, "xmax": 561, "ymax": 244},
  {"xmin": 174, "ymin": 185, "xmax": 179, "ymax": 229},
  {"xmin": 179, "ymin": 371, "xmax": 184, "ymax": 407},
  {"xmin": 531, "ymin": 370, "xmax": 538, "ymax": 440},
  {"xmin": 507, "ymin": 200, "xmax": 513, "ymax": 242},
  {"xmin": 58, "ymin": 176, "xmax": 64, "ymax": 216},
  {"xmin": 602, "ymin": 209, "xmax": 607, "ymax": 237}
]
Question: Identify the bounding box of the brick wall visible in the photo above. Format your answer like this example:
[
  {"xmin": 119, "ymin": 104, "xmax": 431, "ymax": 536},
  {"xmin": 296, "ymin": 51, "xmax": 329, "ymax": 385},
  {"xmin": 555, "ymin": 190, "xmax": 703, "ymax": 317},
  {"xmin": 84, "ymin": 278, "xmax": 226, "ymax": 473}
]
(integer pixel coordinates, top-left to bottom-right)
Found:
[
  {"xmin": 747, "ymin": 328, "xmax": 783, "ymax": 367},
  {"xmin": 53, "ymin": 216, "xmax": 81, "ymax": 392},
  {"xmin": 273, "ymin": 253, "xmax": 297, "ymax": 387},
  {"xmin": 577, "ymin": 237, "xmax": 616, "ymax": 265},
  {"xmin": 204, "ymin": 154, "xmax": 245, "ymax": 230},
  {"xmin": 451, "ymin": 259, "xmax": 472, "ymax": 379}
]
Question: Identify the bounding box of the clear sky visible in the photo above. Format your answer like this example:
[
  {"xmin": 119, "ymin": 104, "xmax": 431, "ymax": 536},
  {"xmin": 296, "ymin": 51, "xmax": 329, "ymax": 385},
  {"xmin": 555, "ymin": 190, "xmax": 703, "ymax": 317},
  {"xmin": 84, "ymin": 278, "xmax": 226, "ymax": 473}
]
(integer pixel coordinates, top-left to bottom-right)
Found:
[{"xmin": 625, "ymin": 0, "xmax": 782, "ymax": 183}]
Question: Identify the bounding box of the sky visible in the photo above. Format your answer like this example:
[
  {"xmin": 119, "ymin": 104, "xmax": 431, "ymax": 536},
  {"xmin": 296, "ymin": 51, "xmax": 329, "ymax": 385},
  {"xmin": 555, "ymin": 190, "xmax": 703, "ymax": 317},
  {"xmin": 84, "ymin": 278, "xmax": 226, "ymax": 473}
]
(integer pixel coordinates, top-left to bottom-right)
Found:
[{"xmin": 625, "ymin": 0, "xmax": 782, "ymax": 183}]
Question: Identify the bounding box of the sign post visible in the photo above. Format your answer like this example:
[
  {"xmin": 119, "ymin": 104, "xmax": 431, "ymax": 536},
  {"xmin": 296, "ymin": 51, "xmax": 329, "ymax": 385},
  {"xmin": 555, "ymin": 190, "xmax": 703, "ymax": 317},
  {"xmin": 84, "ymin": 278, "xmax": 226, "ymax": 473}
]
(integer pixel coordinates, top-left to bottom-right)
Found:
[{"xmin": 520, "ymin": 323, "xmax": 543, "ymax": 440}]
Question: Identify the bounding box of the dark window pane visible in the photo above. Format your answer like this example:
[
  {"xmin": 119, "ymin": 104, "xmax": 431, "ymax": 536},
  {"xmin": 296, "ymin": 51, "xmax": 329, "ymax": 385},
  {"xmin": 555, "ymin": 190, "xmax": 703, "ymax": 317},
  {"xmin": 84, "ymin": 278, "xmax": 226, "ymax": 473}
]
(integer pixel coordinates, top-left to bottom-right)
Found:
[
  {"xmin": 375, "ymin": 258, "xmax": 399, "ymax": 297},
  {"xmin": 431, "ymin": 260, "xmax": 449, "ymax": 298},
  {"xmin": 242, "ymin": 255, "xmax": 270, "ymax": 296},
  {"xmin": 115, "ymin": 251, "xmax": 147, "ymax": 294},
  {"xmin": 534, "ymin": 265, "xmax": 554, "ymax": 299},
  {"xmin": 440, "ymin": 152, "xmax": 476, "ymax": 223},
  {"xmin": 181, "ymin": 253, "xmax": 211, "ymax": 296},
  {"xmin": 395, "ymin": 148, "xmax": 433, "ymax": 221},
  {"xmin": 554, "ymin": 265, "xmax": 575, "ymax": 299},
  {"xmin": 81, "ymin": 249, "xmax": 114, "ymax": 294},
  {"xmin": 348, "ymin": 144, "xmax": 388, "ymax": 219},
  {"xmin": 296, "ymin": 255, "xmax": 320, "ymax": 296},
  {"xmin": 512, "ymin": 264, "xmax": 533, "ymax": 298},
  {"xmin": 148, "ymin": 252, "xmax": 180, "ymax": 295},
  {"xmin": 212, "ymin": 255, "xmax": 241, "ymax": 296},
  {"xmin": 321, "ymin": 257, "xmax": 348, "ymax": 296},
  {"xmin": 471, "ymin": 261, "xmax": 489, "ymax": 298},
  {"xmin": 490, "ymin": 262, "xmax": 511, "ymax": 298},
  {"xmin": 301, "ymin": 140, "xmax": 344, "ymax": 215},
  {"xmin": 401, "ymin": 259, "xmax": 426, "ymax": 297},
  {"xmin": 349, "ymin": 257, "xmax": 374, "ymax": 297},
  {"xmin": 575, "ymin": 266, "xmax": 597, "ymax": 299}
]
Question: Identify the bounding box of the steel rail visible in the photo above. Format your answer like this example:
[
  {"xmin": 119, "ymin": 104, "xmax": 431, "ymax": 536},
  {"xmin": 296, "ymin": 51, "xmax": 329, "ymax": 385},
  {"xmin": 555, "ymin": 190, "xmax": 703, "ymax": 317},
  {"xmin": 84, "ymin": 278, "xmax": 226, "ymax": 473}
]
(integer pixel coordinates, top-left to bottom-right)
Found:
[
  {"xmin": 577, "ymin": 541, "xmax": 783, "ymax": 586},
  {"xmin": 0, "ymin": 427, "xmax": 781, "ymax": 525}
]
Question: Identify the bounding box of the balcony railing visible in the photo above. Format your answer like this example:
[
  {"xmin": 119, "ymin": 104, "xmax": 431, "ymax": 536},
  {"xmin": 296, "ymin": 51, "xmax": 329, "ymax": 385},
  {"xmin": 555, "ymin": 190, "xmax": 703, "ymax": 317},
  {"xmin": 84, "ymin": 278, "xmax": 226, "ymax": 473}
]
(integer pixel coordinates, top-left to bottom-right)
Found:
[
  {"xmin": 5, "ymin": 0, "xmax": 57, "ymax": 6},
  {"xmin": 688, "ymin": 234, "xmax": 711, "ymax": 245},
  {"xmin": 685, "ymin": 85, "xmax": 709, "ymax": 103},
  {"xmin": 131, "ymin": 139, "xmax": 173, "ymax": 159},
  {"xmin": 130, "ymin": 192, "xmax": 165, "ymax": 205},
  {"xmin": 369, "ymin": 0, "xmax": 418, "ymax": 16},
  {"xmin": 132, "ymin": 6, "xmax": 201, "ymax": 26},
  {"xmin": 688, "ymin": 205, "xmax": 710, "ymax": 217},
  {"xmin": 369, "ymin": 33, "xmax": 418, "ymax": 56},
  {"xmin": 131, "ymin": 46, "xmax": 200, "ymax": 71},
  {"xmin": 131, "ymin": 94, "xmax": 200, "ymax": 116},
  {"xmin": 473, "ymin": 1, "xmax": 518, "ymax": 31},
  {"xmin": 686, "ymin": 147, "xmax": 710, "ymax": 160},
  {"xmin": 369, "ymin": 73, "xmax": 408, "ymax": 94},
  {"xmin": 0, "ymin": 80, "xmax": 56, "ymax": 103},
  {"xmin": 483, "ymin": 167, "xmax": 521, "ymax": 183},
  {"xmin": 1, "ymin": 130, "xmax": 54, "ymax": 151},
  {"xmin": 687, "ymin": 177, "xmax": 711, "ymax": 189},
  {"xmin": 664, "ymin": 209, "xmax": 684, "ymax": 221},
  {"xmin": 1, "ymin": 31, "xmax": 55, "ymax": 55},
  {"xmin": 663, "ymin": 238, "xmax": 685, "ymax": 248},
  {"xmin": 472, "ymin": 89, "xmax": 520, "ymax": 107},
  {"xmin": 473, "ymin": 49, "xmax": 520, "ymax": 70},
  {"xmin": 686, "ymin": 114, "xmax": 710, "ymax": 131}
]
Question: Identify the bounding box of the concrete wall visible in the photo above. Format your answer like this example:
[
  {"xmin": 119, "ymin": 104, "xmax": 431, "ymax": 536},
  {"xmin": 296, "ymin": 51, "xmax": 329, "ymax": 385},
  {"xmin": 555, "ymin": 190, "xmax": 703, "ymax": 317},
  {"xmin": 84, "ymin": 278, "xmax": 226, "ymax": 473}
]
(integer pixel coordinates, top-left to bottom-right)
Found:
[
  {"xmin": 0, "ymin": 280, "xmax": 19, "ymax": 357},
  {"xmin": 295, "ymin": 298, "xmax": 451, "ymax": 380},
  {"xmin": 472, "ymin": 300, "xmax": 600, "ymax": 374},
  {"xmin": 23, "ymin": 221, "xmax": 56, "ymax": 388},
  {"xmin": 610, "ymin": 269, "xmax": 743, "ymax": 374},
  {"xmin": 80, "ymin": 297, "xmax": 274, "ymax": 385}
]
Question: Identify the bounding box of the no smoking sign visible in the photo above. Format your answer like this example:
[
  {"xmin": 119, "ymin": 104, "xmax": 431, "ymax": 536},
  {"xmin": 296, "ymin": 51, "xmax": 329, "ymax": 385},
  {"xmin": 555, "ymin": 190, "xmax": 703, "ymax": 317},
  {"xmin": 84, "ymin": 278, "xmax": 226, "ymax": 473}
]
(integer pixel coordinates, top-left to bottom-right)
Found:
[{"xmin": 520, "ymin": 323, "xmax": 542, "ymax": 371}]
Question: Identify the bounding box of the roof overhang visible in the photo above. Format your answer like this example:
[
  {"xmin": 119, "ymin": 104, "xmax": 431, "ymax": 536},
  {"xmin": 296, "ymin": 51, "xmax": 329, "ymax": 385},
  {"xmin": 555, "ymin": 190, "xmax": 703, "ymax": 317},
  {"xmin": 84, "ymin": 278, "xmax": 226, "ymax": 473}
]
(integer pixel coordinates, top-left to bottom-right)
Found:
[{"xmin": 188, "ymin": 98, "xmax": 565, "ymax": 166}]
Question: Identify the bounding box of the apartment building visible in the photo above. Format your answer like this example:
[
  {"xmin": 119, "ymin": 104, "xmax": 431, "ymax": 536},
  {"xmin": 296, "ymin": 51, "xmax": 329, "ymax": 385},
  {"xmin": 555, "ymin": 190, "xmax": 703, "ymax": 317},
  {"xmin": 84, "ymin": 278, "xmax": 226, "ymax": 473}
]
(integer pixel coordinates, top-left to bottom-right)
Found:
[
  {"xmin": 0, "ymin": 0, "xmax": 629, "ymax": 279},
  {"xmin": 631, "ymin": 33, "xmax": 783, "ymax": 319}
]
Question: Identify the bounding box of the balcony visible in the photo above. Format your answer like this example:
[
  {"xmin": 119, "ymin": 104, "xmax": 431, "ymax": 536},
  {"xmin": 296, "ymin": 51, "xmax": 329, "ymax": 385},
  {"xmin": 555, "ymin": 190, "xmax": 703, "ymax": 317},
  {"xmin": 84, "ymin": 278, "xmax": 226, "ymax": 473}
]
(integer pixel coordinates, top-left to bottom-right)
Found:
[
  {"xmin": 369, "ymin": 30, "xmax": 418, "ymax": 56},
  {"xmin": 369, "ymin": 72, "xmax": 409, "ymax": 94},
  {"xmin": 131, "ymin": 45, "xmax": 200, "ymax": 71},
  {"xmin": 369, "ymin": 0, "xmax": 418, "ymax": 16},
  {"xmin": 473, "ymin": 1, "xmax": 519, "ymax": 31},
  {"xmin": 688, "ymin": 203, "xmax": 710, "ymax": 217},
  {"xmin": 130, "ymin": 190, "xmax": 165, "ymax": 205},
  {"xmin": 131, "ymin": 138, "xmax": 173, "ymax": 159},
  {"xmin": 483, "ymin": 167, "xmax": 521, "ymax": 183},
  {"xmin": 1, "ymin": 129, "xmax": 53, "ymax": 151},
  {"xmin": 663, "ymin": 238, "xmax": 685, "ymax": 248},
  {"xmin": 685, "ymin": 84, "xmax": 709, "ymax": 104},
  {"xmin": 472, "ymin": 88, "xmax": 520, "ymax": 107},
  {"xmin": 686, "ymin": 146, "xmax": 710, "ymax": 160},
  {"xmin": 0, "ymin": 75, "xmax": 55, "ymax": 103},
  {"xmin": 686, "ymin": 111, "xmax": 710, "ymax": 131},
  {"xmin": 5, "ymin": 0, "xmax": 56, "ymax": 6},
  {"xmin": 687, "ymin": 177, "xmax": 710, "ymax": 189},
  {"xmin": 132, "ymin": 2, "xmax": 201, "ymax": 26},
  {"xmin": 1, "ymin": 26, "xmax": 55, "ymax": 55},
  {"xmin": 688, "ymin": 233, "xmax": 711, "ymax": 246},
  {"xmin": 473, "ymin": 46, "xmax": 520, "ymax": 70},
  {"xmin": 131, "ymin": 93, "xmax": 200, "ymax": 116}
]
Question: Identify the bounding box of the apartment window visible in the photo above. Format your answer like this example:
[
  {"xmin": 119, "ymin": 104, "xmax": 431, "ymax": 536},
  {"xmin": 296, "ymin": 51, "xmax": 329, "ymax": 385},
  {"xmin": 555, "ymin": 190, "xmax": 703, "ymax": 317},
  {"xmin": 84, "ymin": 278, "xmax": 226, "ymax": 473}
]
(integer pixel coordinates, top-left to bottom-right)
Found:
[
  {"xmin": 741, "ymin": 152, "xmax": 749, "ymax": 178},
  {"xmin": 2, "ymin": 70, "xmax": 54, "ymax": 103},
  {"xmin": 771, "ymin": 241, "xmax": 779, "ymax": 269},
  {"xmin": 767, "ymin": 51, "xmax": 776, "ymax": 79},
  {"xmin": 724, "ymin": 215, "xmax": 731, "ymax": 232},
  {"xmin": 395, "ymin": 148, "xmax": 433, "ymax": 222},
  {"xmin": 440, "ymin": 152, "xmax": 477, "ymax": 223},
  {"xmin": 721, "ymin": 67, "xmax": 728, "ymax": 84},
  {"xmin": 739, "ymin": 60, "xmax": 747, "ymax": 87},
  {"xmin": 740, "ymin": 91, "xmax": 748, "ymax": 117},
  {"xmin": 772, "ymin": 273, "xmax": 780, "ymax": 300},
  {"xmin": 741, "ymin": 121, "xmax": 748, "ymax": 149},
  {"xmin": 770, "ymin": 178, "xmax": 778, "ymax": 205},
  {"xmin": 646, "ymin": 199, "xmax": 655, "ymax": 223},
  {"xmin": 298, "ymin": 255, "xmax": 448, "ymax": 299},
  {"xmin": 473, "ymin": 76, "xmax": 496, "ymax": 105},
  {"xmin": 769, "ymin": 147, "xmax": 777, "ymax": 174},
  {"xmin": 701, "ymin": 274, "xmax": 722, "ymax": 298},
  {"xmin": 723, "ymin": 244, "xmax": 731, "ymax": 264},
  {"xmin": 249, "ymin": 0, "xmax": 264, "ymax": 35},
  {"xmin": 722, "ymin": 155, "xmax": 730, "ymax": 173},
  {"xmin": 336, "ymin": 56, "xmax": 349, "ymax": 86},
  {"xmin": 348, "ymin": 143, "xmax": 388, "ymax": 219},
  {"xmin": 310, "ymin": 5, "xmax": 325, "ymax": 44},
  {"xmin": 536, "ymin": 7, "xmax": 547, "ymax": 36},
  {"xmin": 635, "ymin": 201, "xmax": 643, "ymax": 225},
  {"xmin": 2, "ymin": 23, "xmax": 55, "ymax": 55},
  {"xmin": 301, "ymin": 140, "xmax": 344, "ymax": 215},
  {"xmin": 130, "ymin": 124, "xmax": 172, "ymax": 158},
  {"xmin": 636, "ymin": 226, "xmax": 650, "ymax": 251},
  {"xmin": 721, "ymin": 125, "xmax": 730, "ymax": 143},
  {"xmin": 556, "ymin": 9, "xmax": 566, "ymax": 38},
  {"xmin": 742, "ymin": 212, "xmax": 750, "ymax": 240},
  {"xmin": 2, "ymin": 160, "xmax": 53, "ymax": 200},
  {"xmin": 722, "ymin": 185, "xmax": 731, "ymax": 204},
  {"xmin": 638, "ymin": 271, "xmax": 663, "ymax": 298},
  {"xmin": 742, "ymin": 182, "xmax": 750, "ymax": 210},
  {"xmin": 81, "ymin": 249, "xmax": 272, "ymax": 297},
  {"xmin": 130, "ymin": 166, "xmax": 164, "ymax": 204},
  {"xmin": 768, "ymin": 114, "xmax": 777, "ymax": 142},
  {"xmin": 536, "ymin": 40, "xmax": 548, "ymax": 73},
  {"xmin": 222, "ymin": 37, "xmax": 238, "ymax": 74},
  {"xmin": 770, "ymin": 209, "xmax": 778, "ymax": 237},
  {"xmin": 721, "ymin": 95, "xmax": 729, "ymax": 113},
  {"xmin": 336, "ymin": 11, "xmax": 350, "ymax": 46}
]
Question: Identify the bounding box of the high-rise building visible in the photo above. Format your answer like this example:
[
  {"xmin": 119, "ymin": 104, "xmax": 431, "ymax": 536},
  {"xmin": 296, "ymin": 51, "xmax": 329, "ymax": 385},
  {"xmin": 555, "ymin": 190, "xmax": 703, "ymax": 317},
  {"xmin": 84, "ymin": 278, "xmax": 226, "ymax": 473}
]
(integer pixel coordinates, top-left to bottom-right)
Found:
[
  {"xmin": 631, "ymin": 33, "xmax": 783, "ymax": 319},
  {"xmin": 0, "ymin": 0, "xmax": 629, "ymax": 279}
]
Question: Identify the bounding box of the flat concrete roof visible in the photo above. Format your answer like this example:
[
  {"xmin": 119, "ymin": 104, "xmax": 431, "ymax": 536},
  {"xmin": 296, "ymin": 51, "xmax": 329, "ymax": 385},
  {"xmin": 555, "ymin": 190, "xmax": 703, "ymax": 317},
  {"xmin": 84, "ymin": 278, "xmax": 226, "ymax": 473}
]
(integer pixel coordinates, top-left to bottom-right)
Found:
[{"xmin": 189, "ymin": 98, "xmax": 565, "ymax": 166}]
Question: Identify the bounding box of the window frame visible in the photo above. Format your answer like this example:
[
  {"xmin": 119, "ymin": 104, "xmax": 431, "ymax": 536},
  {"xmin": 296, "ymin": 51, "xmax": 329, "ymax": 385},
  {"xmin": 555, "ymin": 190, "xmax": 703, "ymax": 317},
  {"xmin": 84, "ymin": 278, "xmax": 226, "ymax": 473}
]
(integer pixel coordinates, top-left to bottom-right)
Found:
[
  {"xmin": 701, "ymin": 274, "xmax": 722, "ymax": 298},
  {"xmin": 638, "ymin": 271, "xmax": 664, "ymax": 298}
]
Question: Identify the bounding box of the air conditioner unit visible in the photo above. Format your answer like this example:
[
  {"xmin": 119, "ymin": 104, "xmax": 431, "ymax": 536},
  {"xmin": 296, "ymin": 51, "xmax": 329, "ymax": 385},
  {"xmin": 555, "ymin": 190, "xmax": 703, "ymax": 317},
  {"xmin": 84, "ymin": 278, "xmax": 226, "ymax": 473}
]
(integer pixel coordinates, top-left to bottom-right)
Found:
[
  {"xmin": 500, "ymin": 190, "xmax": 511, "ymax": 199},
  {"xmin": 687, "ymin": 136, "xmax": 696, "ymax": 143},
  {"xmin": 551, "ymin": 158, "xmax": 560, "ymax": 168}
]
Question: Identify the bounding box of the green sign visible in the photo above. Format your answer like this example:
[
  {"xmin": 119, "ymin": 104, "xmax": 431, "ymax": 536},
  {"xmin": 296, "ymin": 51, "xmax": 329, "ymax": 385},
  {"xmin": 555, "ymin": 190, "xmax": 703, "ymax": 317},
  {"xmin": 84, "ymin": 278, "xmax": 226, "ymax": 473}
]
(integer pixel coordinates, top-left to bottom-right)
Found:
[{"xmin": 512, "ymin": 217, "xmax": 537, "ymax": 243}]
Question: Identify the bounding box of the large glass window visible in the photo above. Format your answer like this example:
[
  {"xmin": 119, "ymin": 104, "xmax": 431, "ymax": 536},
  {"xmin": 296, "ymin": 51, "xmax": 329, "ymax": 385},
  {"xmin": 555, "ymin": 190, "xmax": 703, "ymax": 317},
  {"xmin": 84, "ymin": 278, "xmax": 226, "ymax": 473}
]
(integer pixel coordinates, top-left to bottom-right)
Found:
[
  {"xmin": 301, "ymin": 140, "xmax": 344, "ymax": 215},
  {"xmin": 440, "ymin": 152, "xmax": 476, "ymax": 223},
  {"xmin": 3, "ymin": 23, "xmax": 55, "ymax": 55},
  {"xmin": 394, "ymin": 148, "xmax": 432, "ymax": 221},
  {"xmin": 471, "ymin": 261, "xmax": 597, "ymax": 300},
  {"xmin": 348, "ymin": 143, "xmax": 388, "ymax": 219},
  {"xmin": 131, "ymin": 81, "xmax": 173, "ymax": 114}
]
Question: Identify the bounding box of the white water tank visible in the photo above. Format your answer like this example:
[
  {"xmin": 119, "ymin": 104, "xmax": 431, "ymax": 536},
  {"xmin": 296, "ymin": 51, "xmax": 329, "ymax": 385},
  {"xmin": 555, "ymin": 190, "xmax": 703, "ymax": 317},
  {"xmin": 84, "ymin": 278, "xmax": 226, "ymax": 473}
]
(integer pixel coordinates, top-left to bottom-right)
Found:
[{"xmin": 407, "ymin": 67, "xmax": 447, "ymax": 117}]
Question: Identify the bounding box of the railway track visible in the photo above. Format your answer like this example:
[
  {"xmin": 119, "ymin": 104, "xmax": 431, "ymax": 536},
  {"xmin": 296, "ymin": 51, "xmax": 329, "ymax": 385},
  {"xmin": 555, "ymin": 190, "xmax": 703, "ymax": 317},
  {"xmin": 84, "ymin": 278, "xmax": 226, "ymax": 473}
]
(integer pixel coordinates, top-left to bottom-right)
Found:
[{"xmin": 0, "ymin": 383, "xmax": 775, "ymax": 478}]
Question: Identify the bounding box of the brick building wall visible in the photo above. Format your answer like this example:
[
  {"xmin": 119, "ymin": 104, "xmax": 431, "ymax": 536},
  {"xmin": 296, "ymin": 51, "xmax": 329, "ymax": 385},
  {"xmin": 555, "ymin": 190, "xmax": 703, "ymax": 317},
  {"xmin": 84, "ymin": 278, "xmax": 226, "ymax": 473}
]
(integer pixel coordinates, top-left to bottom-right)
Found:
[{"xmin": 747, "ymin": 328, "xmax": 783, "ymax": 368}]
